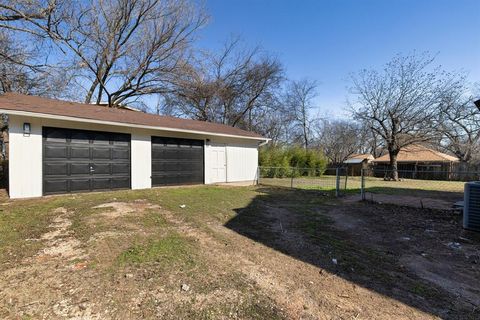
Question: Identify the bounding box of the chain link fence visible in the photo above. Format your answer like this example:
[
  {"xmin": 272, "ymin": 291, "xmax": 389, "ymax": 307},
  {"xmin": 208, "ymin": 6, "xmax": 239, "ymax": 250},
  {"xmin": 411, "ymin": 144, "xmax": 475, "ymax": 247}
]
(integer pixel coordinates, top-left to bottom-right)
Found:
[
  {"xmin": 258, "ymin": 166, "xmax": 348, "ymax": 196},
  {"xmin": 258, "ymin": 166, "xmax": 477, "ymax": 208}
]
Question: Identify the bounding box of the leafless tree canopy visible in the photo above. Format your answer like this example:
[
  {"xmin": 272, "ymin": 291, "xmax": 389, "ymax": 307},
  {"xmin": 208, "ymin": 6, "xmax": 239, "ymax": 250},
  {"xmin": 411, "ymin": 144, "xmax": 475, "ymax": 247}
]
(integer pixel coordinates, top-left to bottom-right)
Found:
[
  {"xmin": 162, "ymin": 39, "xmax": 284, "ymax": 131},
  {"xmin": 0, "ymin": 30, "xmax": 74, "ymax": 98},
  {"xmin": 436, "ymin": 82, "xmax": 480, "ymax": 163},
  {"xmin": 283, "ymin": 79, "xmax": 318, "ymax": 149},
  {"xmin": 315, "ymin": 120, "xmax": 366, "ymax": 165},
  {"xmin": 0, "ymin": 1, "xmax": 64, "ymax": 95},
  {"xmin": 350, "ymin": 53, "xmax": 463, "ymax": 179},
  {"xmin": 0, "ymin": 0, "xmax": 207, "ymax": 106}
]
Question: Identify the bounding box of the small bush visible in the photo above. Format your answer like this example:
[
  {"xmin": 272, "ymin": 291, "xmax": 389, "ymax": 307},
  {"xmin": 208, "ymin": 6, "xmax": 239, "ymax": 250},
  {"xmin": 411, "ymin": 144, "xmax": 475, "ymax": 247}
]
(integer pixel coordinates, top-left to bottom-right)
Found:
[{"xmin": 259, "ymin": 145, "xmax": 327, "ymax": 178}]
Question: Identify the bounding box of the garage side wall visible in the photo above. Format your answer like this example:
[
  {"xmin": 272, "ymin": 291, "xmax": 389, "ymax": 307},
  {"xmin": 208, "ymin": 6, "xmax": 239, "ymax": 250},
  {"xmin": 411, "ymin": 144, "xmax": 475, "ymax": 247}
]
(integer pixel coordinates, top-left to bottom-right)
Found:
[
  {"xmin": 9, "ymin": 115, "xmax": 43, "ymax": 198},
  {"xmin": 204, "ymin": 137, "xmax": 259, "ymax": 184},
  {"xmin": 226, "ymin": 144, "xmax": 258, "ymax": 183}
]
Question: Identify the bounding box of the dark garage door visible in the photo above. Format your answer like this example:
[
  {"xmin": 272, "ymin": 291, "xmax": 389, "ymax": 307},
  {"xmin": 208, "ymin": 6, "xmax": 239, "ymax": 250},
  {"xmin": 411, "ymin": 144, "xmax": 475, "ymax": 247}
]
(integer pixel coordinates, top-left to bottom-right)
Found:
[
  {"xmin": 151, "ymin": 137, "xmax": 204, "ymax": 186},
  {"xmin": 43, "ymin": 127, "xmax": 131, "ymax": 195}
]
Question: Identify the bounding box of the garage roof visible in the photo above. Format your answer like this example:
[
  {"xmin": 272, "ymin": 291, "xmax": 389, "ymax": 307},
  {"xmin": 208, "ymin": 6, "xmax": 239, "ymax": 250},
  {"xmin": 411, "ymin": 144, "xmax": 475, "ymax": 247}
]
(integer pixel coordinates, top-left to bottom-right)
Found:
[{"xmin": 0, "ymin": 93, "xmax": 266, "ymax": 140}]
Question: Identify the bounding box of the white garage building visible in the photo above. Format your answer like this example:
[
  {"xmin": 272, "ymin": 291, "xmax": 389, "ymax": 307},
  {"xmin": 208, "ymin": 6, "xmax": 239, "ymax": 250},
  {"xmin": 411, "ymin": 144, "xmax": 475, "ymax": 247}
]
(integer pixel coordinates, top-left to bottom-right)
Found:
[{"xmin": 0, "ymin": 93, "xmax": 268, "ymax": 199}]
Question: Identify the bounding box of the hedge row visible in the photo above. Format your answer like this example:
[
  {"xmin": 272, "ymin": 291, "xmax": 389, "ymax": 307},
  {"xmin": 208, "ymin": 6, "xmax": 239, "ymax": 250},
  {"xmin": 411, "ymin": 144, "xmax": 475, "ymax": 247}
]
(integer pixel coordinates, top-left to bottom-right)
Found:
[{"xmin": 259, "ymin": 145, "xmax": 328, "ymax": 178}]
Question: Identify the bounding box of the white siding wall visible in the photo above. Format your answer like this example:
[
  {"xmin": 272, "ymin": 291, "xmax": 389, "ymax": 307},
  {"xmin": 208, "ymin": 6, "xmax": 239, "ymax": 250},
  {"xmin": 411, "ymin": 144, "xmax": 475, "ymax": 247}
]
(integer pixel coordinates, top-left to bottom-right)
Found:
[
  {"xmin": 7, "ymin": 115, "xmax": 260, "ymax": 198},
  {"xmin": 130, "ymin": 132, "xmax": 152, "ymax": 190},
  {"xmin": 204, "ymin": 138, "xmax": 259, "ymax": 184},
  {"xmin": 226, "ymin": 144, "xmax": 258, "ymax": 183},
  {"xmin": 9, "ymin": 116, "xmax": 43, "ymax": 198}
]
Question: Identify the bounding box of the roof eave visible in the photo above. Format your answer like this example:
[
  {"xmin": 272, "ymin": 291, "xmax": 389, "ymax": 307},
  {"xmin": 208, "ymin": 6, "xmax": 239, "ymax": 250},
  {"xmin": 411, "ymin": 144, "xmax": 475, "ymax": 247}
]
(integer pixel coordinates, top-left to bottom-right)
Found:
[{"xmin": 1, "ymin": 109, "xmax": 270, "ymax": 142}]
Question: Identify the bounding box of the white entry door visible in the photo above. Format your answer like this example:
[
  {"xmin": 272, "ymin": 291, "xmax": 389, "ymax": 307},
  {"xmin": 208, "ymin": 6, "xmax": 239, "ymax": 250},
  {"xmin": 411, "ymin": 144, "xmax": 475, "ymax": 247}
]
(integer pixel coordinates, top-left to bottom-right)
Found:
[{"xmin": 210, "ymin": 144, "xmax": 226, "ymax": 183}]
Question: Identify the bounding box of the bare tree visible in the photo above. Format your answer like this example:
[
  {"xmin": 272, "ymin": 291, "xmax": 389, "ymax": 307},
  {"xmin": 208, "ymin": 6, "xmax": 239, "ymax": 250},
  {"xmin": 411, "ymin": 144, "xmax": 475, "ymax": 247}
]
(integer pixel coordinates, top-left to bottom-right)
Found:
[
  {"xmin": 0, "ymin": 1, "xmax": 64, "ymax": 95},
  {"xmin": 284, "ymin": 79, "xmax": 317, "ymax": 149},
  {"xmin": 0, "ymin": 29, "xmax": 74, "ymax": 98},
  {"xmin": 164, "ymin": 38, "xmax": 283, "ymax": 131},
  {"xmin": 349, "ymin": 53, "xmax": 462, "ymax": 180},
  {"xmin": 0, "ymin": 1, "xmax": 59, "ymax": 22},
  {"xmin": 364, "ymin": 127, "xmax": 384, "ymax": 158},
  {"xmin": 0, "ymin": 0, "xmax": 207, "ymax": 107},
  {"xmin": 315, "ymin": 120, "xmax": 365, "ymax": 165},
  {"xmin": 163, "ymin": 61, "xmax": 218, "ymax": 121},
  {"xmin": 0, "ymin": 30, "xmax": 39, "ymax": 93},
  {"xmin": 436, "ymin": 82, "xmax": 480, "ymax": 163}
]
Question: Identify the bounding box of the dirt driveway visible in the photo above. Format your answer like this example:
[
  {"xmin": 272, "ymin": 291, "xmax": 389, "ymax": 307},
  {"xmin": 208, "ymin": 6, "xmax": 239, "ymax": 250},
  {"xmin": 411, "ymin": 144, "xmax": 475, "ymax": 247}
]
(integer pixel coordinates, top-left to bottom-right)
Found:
[{"xmin": 0, "ymin": 186, "xmax": 478, "ymax": 319}]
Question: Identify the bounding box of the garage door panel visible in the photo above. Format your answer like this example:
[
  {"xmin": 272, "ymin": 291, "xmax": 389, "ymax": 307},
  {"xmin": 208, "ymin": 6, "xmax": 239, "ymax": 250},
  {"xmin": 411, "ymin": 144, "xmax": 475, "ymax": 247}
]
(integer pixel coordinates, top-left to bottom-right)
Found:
[
  {"xmin": 178, "ymin": 162, "xmax": 195, "ymax": 171},
  {"xmin": 179, "ymin": 173, "xmax": 202, "ymax": 184},
  {"xmin": 70, "ymin": 178, "xmax": 91, "ymax": 191},
  {"xmin": 151, "ymin": 136, "xmax": 204, "ymax": 186},
  {"xmin": 112, "ymin": 163, "xmax": 130, "ymax": 174},
  {"xmin": 112, "ymin": 148, "xmax": 129, "ymax": 159},
  {"xmin": 92, "ymin": 178, "xmax": 111, "ymax": 190},
  {"xmin": 152, "ymin": 162, "xmax": 166, "ymax": 172},
  {"xmin": 44, "ymin": 145, "xmax": 68, "ymax": 159},
  {"xmin": 178, "ymin": 150, "xmax": 202, "ymax": 158},
  {"xmin": 190, "ymin": 172, "xmax": 204, "ymax": 180},
  {"xmin": 43, "ymin": 127, "xmax": 131, "ymax": 195},
  {"xmin": 112, "ymin": 177, "xmax": 130, "ymax": 188},
  {"xmin": 152, "ymin": 174, "xmax": 178, "ymax": 186},
  {"xmin": 44, "ymin": 179, "xmax": 68, "ymax": 194},
  {"xmin": 70, "ymin": 146, "xmax": 90, "ymax": 159},
  {"xmin": 44, "ymin": 163, "xmax": 68, "ymax": 176},
  {"xmin": 152, "ymin": 161, "xmax": 179, "ymax": 172},
  {"xmin": 153, "ymin": 149, "xmax": 179, "ymax": 159},
  {"xmin": 92, "ymin": 147, "xmax": 111, "ymax": 159},
  {"xmin": 70, "ymin": 163, "xmax": 91, "ymax": 175},
  {"xmin": 151, "ymin": 149, "xmax": 162, "ymax": 158},
  {"xmin": 187, "ymin": 162, "xmax": 203, "ymax": 171},
  {"xmin": 93, "ymin": 163, "xmax": 111, "ymax": 175}
]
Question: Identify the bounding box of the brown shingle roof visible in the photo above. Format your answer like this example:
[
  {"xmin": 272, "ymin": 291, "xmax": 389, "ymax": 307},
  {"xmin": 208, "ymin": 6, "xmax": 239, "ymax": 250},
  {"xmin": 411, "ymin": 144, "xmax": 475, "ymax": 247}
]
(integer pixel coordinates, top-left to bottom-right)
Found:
[
  {"xmin": 0, "ymin": 93, "xmax": 265, "ymax": 139},
  {"xmin": 373, "ymin": 145, "xmax": 459, "ymax": 163}
]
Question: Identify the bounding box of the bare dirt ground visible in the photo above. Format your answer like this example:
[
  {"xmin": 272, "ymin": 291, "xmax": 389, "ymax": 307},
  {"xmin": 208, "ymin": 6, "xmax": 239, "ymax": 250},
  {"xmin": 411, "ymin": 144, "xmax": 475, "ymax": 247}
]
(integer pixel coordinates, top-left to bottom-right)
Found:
[
  {"xmin": 343, "ymin": 192, "xmax": 460, "ymax": 211},
  {"xmin": 0, "ymin": 186, "xmax": 478, "ymax": 319},
  {"xmin": 326, "ymin": 199, "xmax": 480, "ymax": 313}
]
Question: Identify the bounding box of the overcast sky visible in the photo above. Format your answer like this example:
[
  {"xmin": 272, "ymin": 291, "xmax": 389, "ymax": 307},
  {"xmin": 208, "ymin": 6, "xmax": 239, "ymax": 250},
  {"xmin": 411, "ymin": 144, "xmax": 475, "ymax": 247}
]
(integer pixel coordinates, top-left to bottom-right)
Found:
[{"xmin": 195, "ymin": 0, "xmax": 480, "ymax": 117}]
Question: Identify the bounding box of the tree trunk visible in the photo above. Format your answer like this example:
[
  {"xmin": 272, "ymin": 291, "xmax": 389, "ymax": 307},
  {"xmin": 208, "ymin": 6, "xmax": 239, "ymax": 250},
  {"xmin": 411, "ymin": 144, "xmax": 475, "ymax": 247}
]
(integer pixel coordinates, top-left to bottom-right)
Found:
[
  {"xmin": 389, "ymin": 149, "xmax": 399, "ymax": 181},
  {"xmin": 303, "ymin": 120, "xmax": 308, "ymax": 150},
  {"xmin": 85, "ymin": 78, "xmax": 99, "ymax": 104}
]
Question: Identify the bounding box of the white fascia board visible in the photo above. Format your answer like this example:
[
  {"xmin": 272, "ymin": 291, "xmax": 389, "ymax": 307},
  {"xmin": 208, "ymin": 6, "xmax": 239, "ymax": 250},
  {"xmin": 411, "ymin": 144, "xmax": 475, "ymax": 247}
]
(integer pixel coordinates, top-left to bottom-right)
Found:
[{"xmin": 0, "ymin": 109, "xmax": 271, "ymax": 142}]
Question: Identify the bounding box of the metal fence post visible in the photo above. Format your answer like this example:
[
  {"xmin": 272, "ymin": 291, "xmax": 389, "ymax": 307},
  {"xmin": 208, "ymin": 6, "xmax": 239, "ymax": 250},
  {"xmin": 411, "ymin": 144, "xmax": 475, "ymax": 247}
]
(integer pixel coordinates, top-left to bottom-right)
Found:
[
  {"xmin": 335, "ymin": 167, "xmax": 340, "ymax": 197},
  {"xmin": 361, "ymin": 168, "xmax": 365, "ymax": 201},
  {"xmin": 344, "ymin": 168, "xmax": 348, "ymax": 190}
]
